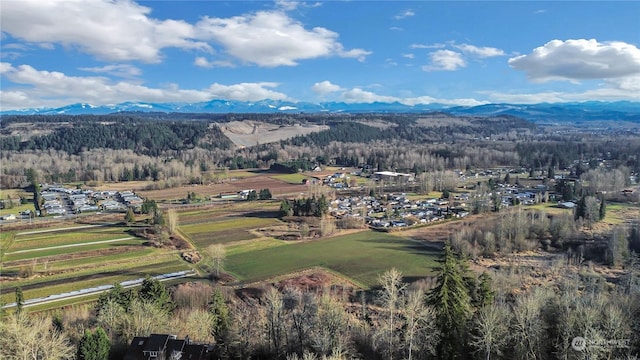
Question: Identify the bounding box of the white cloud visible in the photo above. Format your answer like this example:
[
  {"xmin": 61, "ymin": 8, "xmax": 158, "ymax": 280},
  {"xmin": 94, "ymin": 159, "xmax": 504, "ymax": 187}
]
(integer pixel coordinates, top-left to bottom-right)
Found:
[
  {"xmin": 311, "ymin": 80, "xmax": 343, "ymax": 95},
  {"xmin": 207, "ymin": 82, "xmax": 288, "ymax": 102},
  {"xmin": 275, "ymin": 0, "xmax": 300, "ymax": 11},
  {"xmin": 394, "ymin": 10, "xmax": 415, "ymax": 20},
  {"xmin": 196, "ymin": 11, "xmax": 371, "ymax": 67},
  {"xmin": 79, "ymin": 64, "xmax": 142, "ymax": 78},
  {"xmin": 0, "ymin": 62, "xmax": 289, "ymax": 110},
  {"xmin": 423, "ymin": 50, "xmax": 466, "ymax": 71},
  {"xmin": 482, "ymin": 78, "xmax": 640, "ymax": 104},
  {"xmin": 402, "ymin": 53, "xmax": 415, "ymax": 59},
  {"xmin": 340, "ymin": 87, "xmax": 486, "ymax": 106},
  {"xmin": 194, "ymin": 57, "xmax": 235, "ymax": 69},
  {"xmin": 509, "ymin": 39, "xmax": 640, "ymax": 82},
  {"xmin": 454, "ymin": 43, "xmax": 505, "ymax": 58},
  {"xmin": 0, "ymin": 0, "xmax": 211, "ymax": 63},
  {"xmin": 410, "ymin": 43, "xmax": 445, "ymax": 49}
]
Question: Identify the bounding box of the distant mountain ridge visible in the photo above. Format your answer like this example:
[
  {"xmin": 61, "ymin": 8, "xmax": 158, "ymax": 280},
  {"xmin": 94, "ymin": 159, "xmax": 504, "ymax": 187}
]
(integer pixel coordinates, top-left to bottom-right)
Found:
[{"xmin": 2, "ymin": 100, "xmax": 639, "ymax": 122}]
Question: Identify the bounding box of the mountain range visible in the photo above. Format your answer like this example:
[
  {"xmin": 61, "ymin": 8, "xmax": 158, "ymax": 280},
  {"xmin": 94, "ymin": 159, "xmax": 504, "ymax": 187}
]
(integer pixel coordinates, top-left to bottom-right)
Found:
[{"xmin": 2, "ymin": 100, "xmax": 640, "ymax": 123}]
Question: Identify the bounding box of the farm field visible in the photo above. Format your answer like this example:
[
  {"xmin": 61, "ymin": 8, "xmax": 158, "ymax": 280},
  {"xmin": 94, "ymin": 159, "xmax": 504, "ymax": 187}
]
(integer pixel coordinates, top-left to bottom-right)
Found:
[
  {"xmin": 177, "ymin": 207, "xmax": 281, "ymax": 248},
  {"xmin": 138, "ymin": 173, "xmax": 308, "ymax": 200},
  {"xmin": 225, "ymin": 230, "xmax": 441, "ymax": 288},
  {"xmin": 0, "ymin": 223, "xmax": 194, "ymax": 307}
]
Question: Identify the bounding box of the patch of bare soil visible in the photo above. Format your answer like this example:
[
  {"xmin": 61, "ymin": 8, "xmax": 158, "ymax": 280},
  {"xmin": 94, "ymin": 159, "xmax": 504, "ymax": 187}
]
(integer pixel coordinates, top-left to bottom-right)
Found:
[
  {"xmin": 138, "ymin": 174, "xmax": 307, "ymax": 200},
  {"xmin": 219, "ymin": 121, "xmax": 328, "ymax": 148},
  {"xmin": 234, "ymin": 268, "xmax": 359, "ymax": 302}
]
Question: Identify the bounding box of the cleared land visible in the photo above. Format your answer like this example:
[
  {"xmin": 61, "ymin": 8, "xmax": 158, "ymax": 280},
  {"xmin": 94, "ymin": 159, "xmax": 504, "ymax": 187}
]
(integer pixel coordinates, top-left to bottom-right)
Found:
[
  {"xmin": 138, "ymin": 173, "xmax": 308, "ymax": 200},
  {"xmin": 225, "ymin": 230, "xmax": 441, "ymax": 288},
  {"xmin": 219, "ymin": 121, "xmax": 328, "ymax": 148}
]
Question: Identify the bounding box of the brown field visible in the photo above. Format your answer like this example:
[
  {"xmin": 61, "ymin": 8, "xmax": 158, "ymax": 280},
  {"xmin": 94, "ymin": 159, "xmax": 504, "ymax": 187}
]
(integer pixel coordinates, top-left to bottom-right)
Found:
[
  {"xmin": 218, "ymin": 121, "xmax": 328, "ymax": 148},
  {"xmin": 138, "ymin": 174, "xmax": 309, "ymax": 200}
]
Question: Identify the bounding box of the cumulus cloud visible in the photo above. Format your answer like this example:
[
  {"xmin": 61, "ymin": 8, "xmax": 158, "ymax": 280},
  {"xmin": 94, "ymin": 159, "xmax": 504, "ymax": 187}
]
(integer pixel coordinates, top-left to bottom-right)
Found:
[
  {"xmin": 196, "ymin": 11, "xmax": 371, "ymax": 67},
  {"xmin": 0, "ymin": 0, "xmax": 211, "ymax": 63},
  {"xmin": 1, "ymin": 1, "xmax": 366, "ymax": 67},
  {"xmin": 508, "ymin": 39, "xmax": 640, "ymax": 82},
  {"xmin": 423, "ymin": 50, "xmax": 466, "ymax": 71},
  {"xmin": 311, "ymin": 80, "xmax": 343, "ymax": 95},
  {"xmin": 454, "ymin": 43, "xmax": 505, "ymax": 57},
  {"xmin": 340, "ymin": 87, "xmax": 486, "ymax": 106},
  {"xmin": 402, "ymin": 53, "xmax": 414, "ymax": 59},
  {"xmin": 394, "ymin": 10, "xmax": 415, "ymax": 19},
  {"xmin": 0, "ymin": 62, "xmax": 289, "ymax": 110}
]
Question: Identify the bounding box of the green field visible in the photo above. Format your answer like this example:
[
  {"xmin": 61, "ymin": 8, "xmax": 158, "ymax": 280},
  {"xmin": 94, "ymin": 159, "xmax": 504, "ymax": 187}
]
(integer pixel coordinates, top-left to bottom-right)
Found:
[
  {"xmin": 0, "ymin": 223, "xmax": 194, "ymax": 308},
  {"xmin": 270, "ymin": 173, "xmax": 310, "ymax": 184},
  {"xmin": 226, "ymin": 230, "xmax": 441, "ymax": 288},
  {"xmin": 179, "ymin": 215, "xmax": 280, "ymax": 248}
]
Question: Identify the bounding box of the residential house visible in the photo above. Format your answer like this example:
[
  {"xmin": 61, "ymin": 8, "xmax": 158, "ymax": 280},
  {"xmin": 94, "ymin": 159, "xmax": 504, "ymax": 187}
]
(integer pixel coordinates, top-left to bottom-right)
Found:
[{"xmin": 124, "ymin": 334, "xmax": 213, "ymax": 360}]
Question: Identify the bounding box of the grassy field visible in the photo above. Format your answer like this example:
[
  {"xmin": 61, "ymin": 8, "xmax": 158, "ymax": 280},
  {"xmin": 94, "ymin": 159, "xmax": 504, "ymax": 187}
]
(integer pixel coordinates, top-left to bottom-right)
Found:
[
  {"xmin": 180, "ymin": 216, "xmax": 280, "ymax": 247},
  {"xmin": 0, "ymin": 223, "xmax": 193, "ymax": 307},
  {"xmin": 226, "ymin": 230, "xmax": 441, "ymax": 288},
  {"xmin": 270, "ymin": 173, "xmax": 310, "ymax": 184}
]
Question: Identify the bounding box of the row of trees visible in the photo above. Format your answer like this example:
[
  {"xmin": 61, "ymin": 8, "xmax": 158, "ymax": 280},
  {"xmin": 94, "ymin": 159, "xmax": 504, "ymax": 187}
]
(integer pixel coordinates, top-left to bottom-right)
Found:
[{"xmin": 279, "ymin": 195, "xmax": 329, "ymax": 217}]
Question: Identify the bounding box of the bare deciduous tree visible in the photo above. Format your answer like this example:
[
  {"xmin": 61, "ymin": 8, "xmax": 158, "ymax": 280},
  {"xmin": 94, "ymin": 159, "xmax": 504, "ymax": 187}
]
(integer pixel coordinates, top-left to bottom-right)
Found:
[
  {"xmin": 166, "ymin": 208, "xmax": 178, "ymax": 235},
  {"xmin": 207, "ymin": 244, "xmax": 226, "ymax": 278},
  {"xmin": 0, "ymin": 312, "xmax": 75, "ymax": 360}
]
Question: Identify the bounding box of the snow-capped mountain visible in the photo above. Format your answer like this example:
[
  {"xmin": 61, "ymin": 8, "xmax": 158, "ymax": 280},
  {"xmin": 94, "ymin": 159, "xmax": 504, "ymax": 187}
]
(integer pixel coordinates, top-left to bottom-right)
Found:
[{"xmin": 1, "ymin": 100, "xmax": 639, "ymax": 122}]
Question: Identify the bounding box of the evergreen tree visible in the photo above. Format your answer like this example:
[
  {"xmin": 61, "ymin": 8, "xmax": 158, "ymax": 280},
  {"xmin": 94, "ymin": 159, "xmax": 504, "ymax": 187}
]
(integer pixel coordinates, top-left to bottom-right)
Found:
[
  {"xmin": 138, "ymin": 275, "xmax": 173, "ymax": 312},
  {"xmin": 575, "ymin": 195, "xmax": 586, "ymax": 220},
  {"xmin": 427, "ymin": 244, "xmax": 472, "ymax": 360},
  {"xmin": 208, "ymin": 287, "xmax": 229, "ymax": 339},
  {"xmin": 77, "ymin": 327, "xmax": 110, "ymax": 360},
  {"xmin": 259, "ymin": 188, "xmax": 272, "ymax": 200},
  {"xmin": 599, "ymin": 195, "xmax": 606, "ymax": 220},
  {"xmin": 475, "ymin": 272, "xmax": 495, "ymax": 308},
  {"xmin": 141, "ymin": 199, "xmax": 157, "ymax": 214},
  {"xmin": 124, "ymin": 208, "xmax": 135, "ymax": 224},
  {"xmin": 77, "ymin": 330, "xmax": 96, "ymax": 360},
  {"xmin": 246, "ymin": 190, "xmax": 258, "ymax": 201},
  {"xmin": 15, "ymin": 286, "xmax": 24, "ymax": 314},
  {"xmin": 96, "ymin": 283, "xmax": 135, "ymax": 314},
  {"xmin": 279, "ymin": 200, "xmax": 292, "ymax": 217},
  {"xmin": 152, "ymin": 210, "xmax": 165, "ymax": 226}
]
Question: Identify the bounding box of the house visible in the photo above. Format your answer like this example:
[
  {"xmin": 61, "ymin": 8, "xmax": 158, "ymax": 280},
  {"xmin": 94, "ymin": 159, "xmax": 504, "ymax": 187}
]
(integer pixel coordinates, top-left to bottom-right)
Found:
[{"xmin": 124, "ymin": 334, "xmax": 213, "ymax": 360}]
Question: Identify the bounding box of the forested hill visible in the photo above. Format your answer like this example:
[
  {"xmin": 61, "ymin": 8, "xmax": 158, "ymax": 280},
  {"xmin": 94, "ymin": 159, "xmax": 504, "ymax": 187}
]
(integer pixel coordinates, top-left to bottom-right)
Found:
[
  {"xmin": 0, "ymin": 112, "xmax": 535, "ymax": 155},
  {"xmin": 0, "ymin": 116, "xmax": 232, "ymax": 155}
]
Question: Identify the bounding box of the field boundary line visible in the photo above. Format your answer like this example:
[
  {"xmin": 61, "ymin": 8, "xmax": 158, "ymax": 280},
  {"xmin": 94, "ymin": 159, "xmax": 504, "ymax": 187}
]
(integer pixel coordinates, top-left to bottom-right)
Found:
[
  {"xmin": 15, "ymin": 223, "xmax": 115, "ymax": 236},
  {"xmin": 4, "ymin": 237, "xmax": 135, "ymax": 254}
]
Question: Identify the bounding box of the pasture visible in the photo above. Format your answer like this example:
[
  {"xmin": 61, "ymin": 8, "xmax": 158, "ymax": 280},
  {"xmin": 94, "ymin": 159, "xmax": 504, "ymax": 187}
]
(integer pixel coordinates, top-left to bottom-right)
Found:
[
  {"xmin": 225, "ymin": 230, "xmax": 441, "ymax": 288},
  {"xmin": 177, "ymin": 207, "xmax": 281, "ymax": 248}
]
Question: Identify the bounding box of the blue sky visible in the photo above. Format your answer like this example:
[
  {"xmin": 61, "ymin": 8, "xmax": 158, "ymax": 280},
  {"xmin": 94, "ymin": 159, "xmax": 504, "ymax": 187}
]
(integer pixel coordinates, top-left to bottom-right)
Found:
[{"xmin": 1, "ymin": 0, "xmax": 639, "ymax": 110}]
